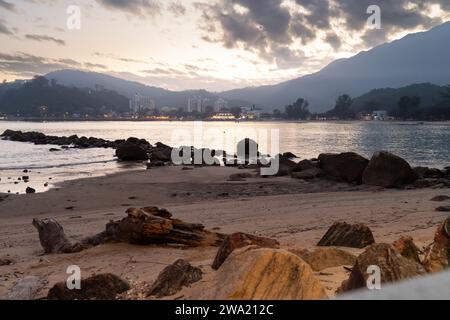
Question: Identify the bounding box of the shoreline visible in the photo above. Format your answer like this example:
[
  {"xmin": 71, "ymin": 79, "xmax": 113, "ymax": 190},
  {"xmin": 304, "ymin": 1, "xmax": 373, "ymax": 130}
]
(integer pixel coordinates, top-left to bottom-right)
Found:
[{"xmin": 1, "ymin": 164, "xmax": 449, "ymax": 299}]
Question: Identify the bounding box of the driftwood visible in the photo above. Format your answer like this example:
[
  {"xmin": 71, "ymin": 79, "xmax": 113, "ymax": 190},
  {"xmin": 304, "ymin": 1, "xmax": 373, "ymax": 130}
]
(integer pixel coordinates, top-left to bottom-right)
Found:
[{"xmin": 32, "ymin": 207, "xmax": 226, "ymax": 254}]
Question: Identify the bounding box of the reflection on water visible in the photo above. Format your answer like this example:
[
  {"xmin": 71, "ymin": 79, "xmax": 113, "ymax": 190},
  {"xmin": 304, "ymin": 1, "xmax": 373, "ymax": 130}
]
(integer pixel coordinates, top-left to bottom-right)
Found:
[{"xmin": 0, "ymin": 120, "xmax": 449, "ymax": 193}]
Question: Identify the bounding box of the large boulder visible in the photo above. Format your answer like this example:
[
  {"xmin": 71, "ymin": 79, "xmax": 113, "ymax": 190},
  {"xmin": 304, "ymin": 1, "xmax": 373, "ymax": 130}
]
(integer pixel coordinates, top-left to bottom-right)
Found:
[
  {"xmin": 212, "ymin": 232, "xmax": 280, "ymax": 270},
  {"xmin": 317, "ymin": 222, "xmax": 375, "ymax": 248},
  {"xmin": 116, "ymin": 143, "xmax": 148, "ymax": 161},
  {"xmin": 423, "ymin": 218, "xmax": 450, "ymax": 273},
  {"xmin": 47, "ymin": 273, "xmax": 130, "ymax": 300},
  {"xmin": 147, "ymin": 259, "xmax": 202, "ymax": 297},
  {"xmin": 362, "ymin": 151, "xmax": 418, "ymax": 187},
  {"xmin": 273, "ymin": 155, "xmax": 301, "ymax": 176},
  {"xmin": 339, "ymin": 243, "xmax": 426, "ymax": 292},
  {"xmin": 291, "ymin": 168, "xmax": 323, "ymax": 180},
  {"xmin": 193, "ymin": 247, "xmax": 327, "ymax": 300},
  {"xmin": 392, "ymin": 236, "xmax": 421, "ymax": 264},
  {"xmin": 293, "ymin": 247, "xmax": 357, "ymax": 272},
  {"xmin": 318, "ymin": 152, "xmax": 369, "ymax": 184}
]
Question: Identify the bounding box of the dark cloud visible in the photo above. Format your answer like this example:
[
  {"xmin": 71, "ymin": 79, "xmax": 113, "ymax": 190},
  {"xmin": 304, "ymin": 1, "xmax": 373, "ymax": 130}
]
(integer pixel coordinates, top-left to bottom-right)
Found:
[
  {"xmin": 0, "ymin": 52, "xmax": 79, "ymax": 76},
  {"xmin": 0, "ymin": 20, "xmax": 13, "ymax": 35},
  {"xmin": 0, "ymin": 52, "xmax": 105, "ymax": 77},
  {"xmin": 197, "ymin": 0, "xmax": 450, "ymax": 67},
  {"xmin": 96, "ymin": 0, "xmax": 160, "ymax": 17},
  {"xmin": 25, "ymin": 34, "xmax": 66, "ymax": 46},
  {"xmin": 0, "ymin": 0, "xmax": 15, "ymax": 12}
]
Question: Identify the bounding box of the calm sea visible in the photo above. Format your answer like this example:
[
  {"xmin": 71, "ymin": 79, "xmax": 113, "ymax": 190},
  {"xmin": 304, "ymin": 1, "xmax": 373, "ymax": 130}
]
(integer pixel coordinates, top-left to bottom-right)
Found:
[{"xmin": 0, "ymin": 121, "xmax": 449, "ymax": 193}]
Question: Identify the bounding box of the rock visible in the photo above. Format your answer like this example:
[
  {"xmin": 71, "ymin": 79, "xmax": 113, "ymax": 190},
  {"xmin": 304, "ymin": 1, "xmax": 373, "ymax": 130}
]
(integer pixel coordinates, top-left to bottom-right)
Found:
[
  {"xmin": 297, "ymin": 159, "xmax": 319, "ymax": 170},
  {"xmin": 293, "ymin": 247, "xmax": 357, "ymax": 271},
  {"xmin": 362, "ymin": 151, "xmax": 418, "ymax": 187},
  {"xmin": 212, "ymin": 232, "xmax": 280, "ymax": 270},
  {"xmin": 430, "ymin": 195, "xmax": 450, "ymax": 201},
  {"xmin": 26, "ymin": 187, "xmax": 36, "ymax": 194},
  {"xmin": 317, "ymin": 152, "xmax": 369, "ymax": 184},
  {"xmin": 392, "ymin": 236, "xmax": 421, "ymax": 264},
  {"xmin": 49, "ymin": 148, "xmax": 61, "ymax": 152},
  {"xmin": 414, "ymin": 166, "xmax": 444, "ymax": 179},
  {"xmin": 423, "ymin": 218, "xmax": 450, "ymax": 272},
  {"xmin": 282, "ymin": 152, "xmax": 297, "ymax": 158},
  {"xmin": 273, "ymin": 155, "xmax": 301, "ymax": 176},
  {"xmin": 436, "ymin": 206, "xmax": 450, "ymax": 212},
  {"xmin": 339, "ymin": 243, "xmax": 426, "ymax": 292},
  {"xmin": 147, "ymin": 259, "xmax": 202, "ymax": 297},
  {"xmin": 0, "ymin": 258, "xmax": 14, "ymax": 266},
  {"xmin": 194, "ymin": 247, "xmax": 327, "ymax": 300},
  {"xmin": 150, "ymin": 149, "xmax": 171, "ymax": 162},
  {"xmin": 116, "ymin": 143, "xmax": 148, "ymax": 161},
  {"xmin": 317, "ymin": 222, "xmax": 375, "ymax": 248},
  {"xmin": 3, "ymin": 276, "xmax": 48, "ymax": 300},
  {"xmin": 291, "ymin": 168, "xmax": 323, "ymax": 180},
  {"xmin": 47, "ymin": 273, "xmax": 130, "ymax": 300}
]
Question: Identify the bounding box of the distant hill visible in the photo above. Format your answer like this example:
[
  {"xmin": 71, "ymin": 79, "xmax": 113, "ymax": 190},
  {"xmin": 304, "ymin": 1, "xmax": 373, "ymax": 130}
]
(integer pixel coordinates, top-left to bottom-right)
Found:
[
  {"xmin": 219, "ymin": 21, "xmax": 450, "ymax": 112},
  {"xmin": 351, "ymin": 83, "xmax": 448, "ymax": 113},
  {"xmin": 0, "ymin": 76, "xmax": 129, "ymax": 116},
  {"xmin": 45, "ymin": 70, "xmax": 253, "ymax": 109}
]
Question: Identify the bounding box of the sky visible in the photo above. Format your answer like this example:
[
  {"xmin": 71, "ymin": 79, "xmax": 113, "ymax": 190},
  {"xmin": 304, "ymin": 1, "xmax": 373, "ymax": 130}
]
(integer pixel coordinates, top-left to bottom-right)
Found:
[{"xmin": 0, "ymin": 0, "xmax": 450, "ymax": 92}]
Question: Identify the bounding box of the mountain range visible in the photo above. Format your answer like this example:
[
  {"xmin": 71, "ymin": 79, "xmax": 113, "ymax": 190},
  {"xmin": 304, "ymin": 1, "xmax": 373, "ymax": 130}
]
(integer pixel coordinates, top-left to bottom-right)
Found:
[{"xmin": 5, "ymin": 21, "xmax": 450, "ymax": 113}]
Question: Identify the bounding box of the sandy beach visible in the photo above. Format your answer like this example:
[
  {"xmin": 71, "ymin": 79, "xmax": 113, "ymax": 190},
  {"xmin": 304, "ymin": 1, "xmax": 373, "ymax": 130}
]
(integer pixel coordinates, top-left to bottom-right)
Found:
[{"xmin": 0, "ymin": 165, "xmax": 448, "ymax": 299}]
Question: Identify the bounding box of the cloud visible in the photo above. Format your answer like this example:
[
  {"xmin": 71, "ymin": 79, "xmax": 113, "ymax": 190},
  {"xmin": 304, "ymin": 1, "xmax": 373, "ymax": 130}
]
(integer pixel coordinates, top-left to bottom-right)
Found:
[
  {"xmin": 25, "ymin": 34, "xmax": 66, "ymax": 46},
  {"xmin": 0, "ymin": 0, "xmax": 15, "ymax": 12},
  {"xmin": 196, "ymin": 0, "xmax": 450, "ymax": 68},
  {"xmin": 0, "ymin": 20, "xmax": 13, "ymax": 35},
  {"xmin": 0, "ymin": 52, "xmax": 106, "ymax": 77},
  {"xmin": 0, "ymin": 52, "xmax": 79, "ymax": 76},
  {"xmin": 168, "ymin": 1, "xmax": 186, "ymax": 17},
  {"xmin": 96, "ymin": 0, "xmax": 161, "ymax": 17}
]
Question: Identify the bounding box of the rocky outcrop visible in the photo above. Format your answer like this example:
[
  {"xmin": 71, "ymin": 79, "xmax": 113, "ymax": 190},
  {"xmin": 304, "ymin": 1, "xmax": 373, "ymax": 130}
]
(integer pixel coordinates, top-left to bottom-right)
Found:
[
  {"xmin": 195, "ymin": 247, "xmax": 327, "ymax": 300},
  {"xmin": 1, "ymin": 129, "xmax": 117, "ymax": 149},
  {"xmin": 116, "ymin": 142, "xmax": 149, "ymax": 161},
  {"xmin": 339, "ymin": 243, "xmax": 426, "ymax": 292},
  {"xmin": 392, "ymin": 236, "xmax": 421, "ymax": 264},
  {"xmin": 318, "ymin": 152, "xmax": 369, "ymax": 184},
  {"xmin": 47, "ymin": 273, "xmax": 130, "ymax": 300},
  {"xmin": 362, "ymin": 151, "xmax": 418, "ymax": 187},
  {"xmin": 212, "ymin": 232, "xmax": 280, "ymax": 270},
  {"xmin": 423, "ymin": 218, "xmax": 450, "ymax": 273},
  {"xmin": 436, "ymin": 206, "xmax": 450, "ymax": 212},
  {"xmin": 147, "ymin": 259, "xmax": 202, "ymax": 297},
  {"xmin": 317, "ymin": 222, "xmax": 375, "ymax": 248},
  {"xmin": 293, "ymin": 247, "xmax": 357, "ymax": 272}
]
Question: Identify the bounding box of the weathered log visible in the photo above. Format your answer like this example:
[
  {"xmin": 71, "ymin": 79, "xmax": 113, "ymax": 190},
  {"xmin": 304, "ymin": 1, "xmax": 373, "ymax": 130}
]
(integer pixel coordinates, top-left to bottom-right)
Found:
[
  {"xmin": 32, "ymin": 218, "xmax": 85, "ymax": 254},
  {"xmin": 33, "ymin": 207, "xmax": 226, "ymax": 254}
]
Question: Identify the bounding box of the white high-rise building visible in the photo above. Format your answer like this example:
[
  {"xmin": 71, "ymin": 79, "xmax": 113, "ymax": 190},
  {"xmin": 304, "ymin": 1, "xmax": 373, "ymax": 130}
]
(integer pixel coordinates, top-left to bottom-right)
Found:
[
  {"xmin": 214, "ymin": 98, "xmax": 228, "ymax": 112},
  {"xmin": 187, "ymin": 96, "xmax": 210, "ymax": 113},
  {"xmin": 129, "ymin": 94, "xmax": 155, "ymax": 114}
]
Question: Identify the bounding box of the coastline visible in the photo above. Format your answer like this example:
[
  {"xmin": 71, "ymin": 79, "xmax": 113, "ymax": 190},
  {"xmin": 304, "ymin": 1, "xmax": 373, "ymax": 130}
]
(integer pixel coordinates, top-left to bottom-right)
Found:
[{"xmin": 1, "ymin": 165, "xmax": 448, "ymax": 298}]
